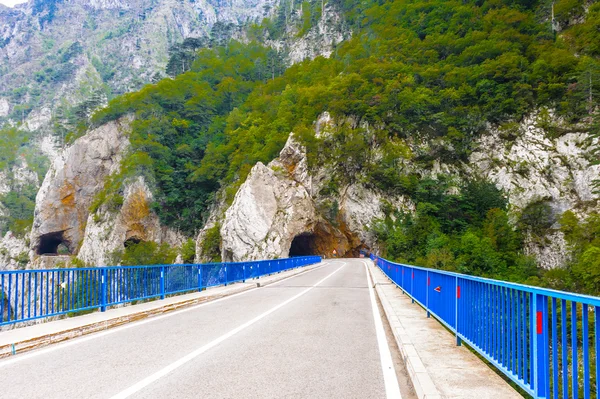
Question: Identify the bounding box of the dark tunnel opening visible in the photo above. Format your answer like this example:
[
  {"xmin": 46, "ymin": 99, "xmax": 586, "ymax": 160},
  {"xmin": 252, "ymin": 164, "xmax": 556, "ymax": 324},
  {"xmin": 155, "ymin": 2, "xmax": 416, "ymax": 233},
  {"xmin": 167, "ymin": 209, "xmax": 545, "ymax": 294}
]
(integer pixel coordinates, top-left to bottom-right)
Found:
[
  {"xmin": 289, "ymin": 232, "xmax": 318, "ymax": 257},
  {"xmin": 36, "ymin": 231, "xmax": 70, "ymax": 255}
]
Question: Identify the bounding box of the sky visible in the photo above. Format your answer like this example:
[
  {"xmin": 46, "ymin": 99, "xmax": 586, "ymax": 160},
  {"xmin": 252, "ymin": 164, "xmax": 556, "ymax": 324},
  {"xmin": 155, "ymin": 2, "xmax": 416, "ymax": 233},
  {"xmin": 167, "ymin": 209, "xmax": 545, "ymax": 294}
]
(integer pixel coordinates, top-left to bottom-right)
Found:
[{"xmin": 0, "ymin": 0, "xmax": 28, "ymax": 7}]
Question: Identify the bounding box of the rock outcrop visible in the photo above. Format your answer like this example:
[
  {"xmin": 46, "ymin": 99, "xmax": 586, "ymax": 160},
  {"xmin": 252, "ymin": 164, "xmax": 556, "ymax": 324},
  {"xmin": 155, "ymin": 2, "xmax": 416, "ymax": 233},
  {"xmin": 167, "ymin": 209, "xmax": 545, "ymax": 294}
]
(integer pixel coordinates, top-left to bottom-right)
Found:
[
  {"xmin": 470, "ymin": 112, "xmax": 599, "ymax": 215},
  {"xmin": 268, "ymin": 4, "xmax": 349, "ymax": 64},
  {"xmin": 30, "ymin": 116, "xmax": 131, "ymax": 256},
  {"xmin": 0, "ymin": 231, "xmax": 29, "ymax": 271},
  {"xmin": 78, "ymin": 177, "xmax": 185, "ymax": 266},
  {"xmin": 470, "ymin": 110, "xmax": 600, "ymax": 268},
  {"xmin": 217, "ymin": 135, "xmax": 396, "ymax": 261}
]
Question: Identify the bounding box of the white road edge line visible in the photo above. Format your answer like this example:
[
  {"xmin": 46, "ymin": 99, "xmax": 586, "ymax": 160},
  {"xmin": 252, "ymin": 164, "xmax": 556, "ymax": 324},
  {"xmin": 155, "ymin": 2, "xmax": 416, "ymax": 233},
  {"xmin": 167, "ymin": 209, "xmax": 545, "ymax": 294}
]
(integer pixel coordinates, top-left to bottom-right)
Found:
[
  {"xmin": 0, "ymin": 260, "xmax": 332, "ymax": 369},
  {"xmin": 363, "ymin": 260, "xmax": 402, "ymax": 399},
  {"xmin": 109, "ymin": 262, "xmax": 347, "ymax": 399}
]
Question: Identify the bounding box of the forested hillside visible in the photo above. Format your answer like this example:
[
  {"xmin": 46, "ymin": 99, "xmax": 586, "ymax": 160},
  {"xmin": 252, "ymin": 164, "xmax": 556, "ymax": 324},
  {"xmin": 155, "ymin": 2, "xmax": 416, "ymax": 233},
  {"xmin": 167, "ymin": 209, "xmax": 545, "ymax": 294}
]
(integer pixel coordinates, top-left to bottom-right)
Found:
[{"xmin": 85, "ymin": 0, "xmax": 600, "ymax": 293}]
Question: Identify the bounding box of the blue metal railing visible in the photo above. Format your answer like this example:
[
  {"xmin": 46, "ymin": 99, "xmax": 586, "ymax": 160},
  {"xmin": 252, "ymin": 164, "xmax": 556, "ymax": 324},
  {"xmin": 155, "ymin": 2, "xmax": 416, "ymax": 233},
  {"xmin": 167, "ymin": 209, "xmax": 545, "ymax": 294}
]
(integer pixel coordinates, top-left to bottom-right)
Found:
[
  {"xmin": 373, "ymin": 254, "xmax": 600, "ymax": 399},
  {"xmin": 0, "ymin": 256, "xmax": 321, "ymax": 326}
]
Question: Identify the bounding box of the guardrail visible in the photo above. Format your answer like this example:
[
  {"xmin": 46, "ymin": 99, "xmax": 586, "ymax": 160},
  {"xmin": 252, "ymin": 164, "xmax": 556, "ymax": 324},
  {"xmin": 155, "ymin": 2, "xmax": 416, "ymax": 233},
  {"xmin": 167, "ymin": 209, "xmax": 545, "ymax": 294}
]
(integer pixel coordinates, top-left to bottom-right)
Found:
[
  {"xmin": 373, "ymin": 254, "xmax": 600, "ymax": 399},
  {"xmin": 0, "ymin": 256, "xmax": 321, "ymax": 326}
]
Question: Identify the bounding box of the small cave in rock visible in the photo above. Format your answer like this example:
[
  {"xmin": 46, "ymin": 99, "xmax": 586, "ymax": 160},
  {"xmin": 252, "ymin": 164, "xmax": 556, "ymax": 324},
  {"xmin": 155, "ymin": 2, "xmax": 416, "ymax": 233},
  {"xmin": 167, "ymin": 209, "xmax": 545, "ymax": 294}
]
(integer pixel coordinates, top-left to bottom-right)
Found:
[
  {"xmin": 36, "ymin": 231, "xmax": 71, "ymax": 255},
  {"xmin": 289, "ymin": 232, "xmax": 319, "ymax": 257},
  {"xmin": 124, "ymin": 236, "xmax": 143, "ymax": 248}
]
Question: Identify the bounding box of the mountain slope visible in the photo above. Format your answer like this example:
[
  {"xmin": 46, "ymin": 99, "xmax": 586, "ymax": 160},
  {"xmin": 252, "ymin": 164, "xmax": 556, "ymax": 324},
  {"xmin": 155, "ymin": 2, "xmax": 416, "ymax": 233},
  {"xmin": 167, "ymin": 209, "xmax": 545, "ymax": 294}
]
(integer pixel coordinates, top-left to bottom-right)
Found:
[{"xmin": 2, "ymin": 0, "xmax": 600, "ymax": 296}]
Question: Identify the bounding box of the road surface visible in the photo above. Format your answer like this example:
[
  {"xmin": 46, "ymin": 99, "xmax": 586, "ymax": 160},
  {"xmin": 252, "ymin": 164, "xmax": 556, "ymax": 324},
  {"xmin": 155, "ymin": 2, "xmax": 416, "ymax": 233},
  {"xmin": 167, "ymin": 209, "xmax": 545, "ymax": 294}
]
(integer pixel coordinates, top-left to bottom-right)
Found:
[{"xmin": 0, "ymin": 259, "xmax": 414, "ymax": 399}]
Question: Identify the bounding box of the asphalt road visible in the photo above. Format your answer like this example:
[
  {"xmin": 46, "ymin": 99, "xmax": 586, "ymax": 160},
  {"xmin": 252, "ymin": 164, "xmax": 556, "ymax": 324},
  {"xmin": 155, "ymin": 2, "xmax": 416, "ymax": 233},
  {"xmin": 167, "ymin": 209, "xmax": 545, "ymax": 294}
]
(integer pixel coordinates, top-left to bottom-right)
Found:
[{"xmin": 0, "ymin": 259, "xmax": 413, "ymax": 399}]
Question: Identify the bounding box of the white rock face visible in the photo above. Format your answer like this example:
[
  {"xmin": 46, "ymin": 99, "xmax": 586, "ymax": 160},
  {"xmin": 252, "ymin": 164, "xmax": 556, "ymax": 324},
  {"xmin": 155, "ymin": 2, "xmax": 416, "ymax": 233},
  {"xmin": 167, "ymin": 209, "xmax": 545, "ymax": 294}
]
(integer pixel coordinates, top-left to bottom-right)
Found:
[
  {"xmin": 11, "ymin": 159, "xmax": 39, "ymax": 191},
  {"xmin": 339, "ymin": 184, "xmax": 413, "ymax": 246},
  {"xmin": 471, "ymin": 112, "xmax": 599, "ymax": 213},
  {"xmin": 220, "ymin": 159, "xmax": 317, "ymax": 261},
  {"xmin": 33, "ymin": 133, "xmax": 61, "ymax": 162},
  {"xmin": 220, "ymin": 136, "xmax": 320, "ymax": 261},
  {"xmin": 0, "ymin": 158, "xmax": 39, "ymax": 196},
  {"xmin": 23, "ymin": 107, "xmax": 52, "ymax": 132},
  {"xmin": 0, "ymin": 98, "xmax": 9, "ymax": 117},
  {"xmin": 286, "ymin": 5, "xmax": 348, "ymax": 64},
  {"xmin": 78, "ymin": 177, "xmax": 186, "ymax": 266},
  {"xmin": 0, "ymin": 171, "xmax": 10, "ymax": 196},
  {"xmin": 524, "ymin": 231, "xmax": 571, "ymax": 270},
  {"xmin": 0, "ymin": 231, "xmax": 29, "ymax": 271}
]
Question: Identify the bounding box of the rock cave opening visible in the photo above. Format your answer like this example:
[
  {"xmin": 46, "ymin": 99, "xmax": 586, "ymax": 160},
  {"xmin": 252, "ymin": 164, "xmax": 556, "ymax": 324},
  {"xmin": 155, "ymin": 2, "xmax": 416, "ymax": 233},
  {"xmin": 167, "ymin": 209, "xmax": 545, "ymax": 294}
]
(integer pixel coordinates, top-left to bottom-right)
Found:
[
  {"xmin": 36, "ymin": 231, "xmax": 70, "ymax": 255},
  {"xmin": 289, "ymin": 232, "xmax": 318, "ymax": 257},
  {"xmin": 124, "ymin": 236, "xmax": 142, "ymax": 248}
]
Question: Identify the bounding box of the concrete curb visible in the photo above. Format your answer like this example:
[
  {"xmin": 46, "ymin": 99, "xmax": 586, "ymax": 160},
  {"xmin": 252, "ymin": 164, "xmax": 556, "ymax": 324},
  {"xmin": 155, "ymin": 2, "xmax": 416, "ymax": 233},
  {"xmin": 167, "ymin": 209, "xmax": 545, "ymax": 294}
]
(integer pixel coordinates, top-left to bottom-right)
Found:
[
  {"xmin": 367, "ymin": 262, "xmax": 444, "ymax": 399},
  {"xmin": 0, "ymin": 263, "xmax": 323, "ymax": 359}
]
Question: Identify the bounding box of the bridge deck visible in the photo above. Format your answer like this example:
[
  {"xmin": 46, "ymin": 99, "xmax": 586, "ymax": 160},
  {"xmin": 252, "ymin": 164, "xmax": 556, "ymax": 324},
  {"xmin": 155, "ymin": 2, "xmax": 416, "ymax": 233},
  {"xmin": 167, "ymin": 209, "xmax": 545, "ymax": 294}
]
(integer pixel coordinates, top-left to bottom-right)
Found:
[
  {"xmin": 0, "ymin": 259, "xmax": 416, "ymax": 398},
  {"xmin": 0, "ymin": 262, "xmax": 322, "ymax": 357},
  {"xmin": 0, "ymin": 259, "xmax": 521, "ymax": 398}
]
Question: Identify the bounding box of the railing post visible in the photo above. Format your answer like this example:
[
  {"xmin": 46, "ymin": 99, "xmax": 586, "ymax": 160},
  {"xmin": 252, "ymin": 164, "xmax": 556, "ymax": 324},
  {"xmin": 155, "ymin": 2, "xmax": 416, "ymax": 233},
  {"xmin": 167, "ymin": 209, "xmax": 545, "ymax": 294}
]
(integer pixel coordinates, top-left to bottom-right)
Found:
[
  {"xmin": 533, "ymin": 293, "xmax": 548, "ymax": 397},
  {"xmin": 225, "ymin": 264, "xmax": 228, "ymax": 286},
  {"xmin": 160, "ymin": 266, "xmax": 165, "ymax": 299},
  {"xmin": 456, "ymin": 276, "xmax": 461, "ymax": 346},
  {"xmin": 411, "ymin": 268, "xmax": 415, "ymax": 303},
  {"xmin": 426, "ymin": 270, "xmax": 430, "ymax": 318},
  {"xmin": 198, "ymin": 265, "xmax": 202, "ymax": 292},
  {"xmin": 100, "ymin": 269, "xmax": 107, "ymax": 312},
  {"xmin": 243, "ymin": 263, "xmax": 246, "ymax": 283}
]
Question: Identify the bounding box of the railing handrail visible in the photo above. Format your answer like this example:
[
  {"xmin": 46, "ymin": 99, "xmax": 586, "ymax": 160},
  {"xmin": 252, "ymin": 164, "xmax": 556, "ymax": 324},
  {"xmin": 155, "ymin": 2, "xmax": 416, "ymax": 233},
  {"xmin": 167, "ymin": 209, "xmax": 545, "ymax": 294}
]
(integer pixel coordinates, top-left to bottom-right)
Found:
[
  {"xmin": 0, "ymin": 257, "xmax": 309, "ymax": 275},
  {"xmin": 373, "ymin": 254, "xmax": 600, "ymax": 399},
  {"xmin": 377, "ymin": 256, "xmax": 600, "ymax": 307},
  {"xmin": 0, "ymin": 256, "xmax": 322, "ymax": 327}
]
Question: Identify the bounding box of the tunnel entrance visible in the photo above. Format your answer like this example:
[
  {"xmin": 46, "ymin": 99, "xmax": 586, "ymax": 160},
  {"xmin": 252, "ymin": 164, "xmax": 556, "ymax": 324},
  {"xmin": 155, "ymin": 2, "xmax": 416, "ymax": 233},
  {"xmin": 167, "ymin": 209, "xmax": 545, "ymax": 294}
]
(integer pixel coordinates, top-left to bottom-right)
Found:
[
  {"xmin": 289, "ymin": 232, "xmax": 318, "ymax": 257},
  {"xmin": 36, "ymin": 231, "xmax": 70, "ymax": 255}
]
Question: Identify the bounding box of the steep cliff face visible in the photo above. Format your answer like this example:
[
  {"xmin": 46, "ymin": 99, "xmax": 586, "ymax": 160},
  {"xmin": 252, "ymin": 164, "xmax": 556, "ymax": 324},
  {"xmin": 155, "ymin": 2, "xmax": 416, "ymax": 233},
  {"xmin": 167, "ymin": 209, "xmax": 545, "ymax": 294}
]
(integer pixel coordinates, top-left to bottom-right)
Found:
[
  {"xmin": 0, "ymin": 0, "xmax": 277, "ymax": 101},
  {"xmin": 470, "ymin": 112, "xmax": 598, "ymax": 214},
  {"xmin": 30, "ymin": 116, "xmax": 131, "ymax": 256},
  {"xmin": 220, "ymin": 137, "xmax": 319, "ymax": 261},
  {"xmin": 24, "ymin": 115, "xmax": 185, "ymax": 267}
]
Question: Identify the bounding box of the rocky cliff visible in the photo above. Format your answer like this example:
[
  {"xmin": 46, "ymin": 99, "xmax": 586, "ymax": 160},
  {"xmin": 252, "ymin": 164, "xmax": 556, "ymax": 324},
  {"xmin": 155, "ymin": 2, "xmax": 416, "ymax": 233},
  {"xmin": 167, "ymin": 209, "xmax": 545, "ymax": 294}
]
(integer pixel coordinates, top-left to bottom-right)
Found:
[
  {"xmin": 193, "ymin": 109, "xmax": 599, "ymax": 268},
  {"xmin": 2, "ymin": 106, "xmax": 596, "ymax": 270},
  {"xmin": 30, "ymin": 116, "xmax": 131, "ymax": 256},
  {"xmin": 469, "ymin": 111, "xmax": 600, "ymax": 268},
  {"xmin": 24, "ymin": 114, "xmax": 185, "ymax": 267},
  {"xmin": 212, "ymin": 132, "xmax": 408, "ymax": 261},
  {"xmin": 77, "ymin": 176, "xmax": 185, "ymax": 266}
]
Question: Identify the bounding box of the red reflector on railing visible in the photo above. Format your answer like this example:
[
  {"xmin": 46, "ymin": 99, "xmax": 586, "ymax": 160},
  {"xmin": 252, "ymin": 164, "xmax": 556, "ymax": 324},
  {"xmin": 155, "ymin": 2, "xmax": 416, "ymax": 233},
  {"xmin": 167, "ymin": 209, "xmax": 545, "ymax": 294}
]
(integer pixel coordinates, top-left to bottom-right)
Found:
[
  {"xmin": 457, "ymin": 286, "xmax": 461, "ymax": 299},
  {"xmin": 536, "ymin": 311, "xmax": 543, "ymax": 334},
  {"xmin": 412, "ymin": 271, "xmax": 414, "ymax": 279},
  {"xmin": 428, "ymin": 277, "xmax": 430, "ymax": 286}
]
